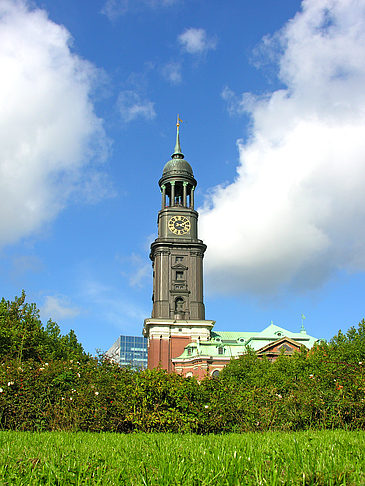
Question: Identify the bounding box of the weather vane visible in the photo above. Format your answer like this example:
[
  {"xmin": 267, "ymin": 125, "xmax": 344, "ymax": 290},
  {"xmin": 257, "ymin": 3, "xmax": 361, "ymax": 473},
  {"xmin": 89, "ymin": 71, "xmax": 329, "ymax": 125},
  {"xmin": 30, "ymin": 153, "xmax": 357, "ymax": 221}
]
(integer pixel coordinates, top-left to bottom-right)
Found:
[{"xmin": 176, "ymin": 114, "xmax": 183, "ymax": 128}]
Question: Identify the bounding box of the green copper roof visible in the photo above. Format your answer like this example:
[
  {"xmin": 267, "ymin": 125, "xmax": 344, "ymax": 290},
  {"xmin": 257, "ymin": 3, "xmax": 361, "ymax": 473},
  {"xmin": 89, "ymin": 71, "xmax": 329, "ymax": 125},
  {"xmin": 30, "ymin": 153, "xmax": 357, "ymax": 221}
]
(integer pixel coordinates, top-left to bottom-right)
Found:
[
  {"xmin": 211, "ymin": 331, "xmax": 254, "ymax": 341},
  {"xmin": 163, "ymin": 158, "xmax": 193, "ymax": 177},
  {"xmin": 175, "ymin": 324, "xmax": 319, "ymax": 360}
]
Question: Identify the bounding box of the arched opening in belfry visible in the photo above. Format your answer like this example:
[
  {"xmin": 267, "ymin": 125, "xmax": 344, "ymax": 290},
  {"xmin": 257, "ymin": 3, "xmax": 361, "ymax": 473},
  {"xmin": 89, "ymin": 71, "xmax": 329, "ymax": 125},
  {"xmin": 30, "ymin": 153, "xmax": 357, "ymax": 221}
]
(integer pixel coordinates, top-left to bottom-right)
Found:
[
  {"xmin": 163, "ymin": 182, "xmax": 194, "ymax": 208},
  {"xmin": 173, "ymin": 182, "xmax": 183, "ymax": 206}
]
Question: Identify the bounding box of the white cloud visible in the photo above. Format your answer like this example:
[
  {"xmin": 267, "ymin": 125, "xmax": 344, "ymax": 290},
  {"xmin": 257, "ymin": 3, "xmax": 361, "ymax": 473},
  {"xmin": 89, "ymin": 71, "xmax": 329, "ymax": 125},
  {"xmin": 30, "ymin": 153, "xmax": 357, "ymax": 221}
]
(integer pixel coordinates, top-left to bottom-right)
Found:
[
  {"xmin": 128, "ymin": 254, "xmax": 151, "ymax": 287},
  {"xmin": 130, "ymin": 263, "xmax": 151, "ymax": 287},
  {"xmin": 0, "ymin": 0, "xmax": 108, "ymax": 249},
  {"xmin": 102, "ymin": 0, "xmax": 178, "ymax": 19},
  {"xmin": 116, "ymin": 252, "xmax": 151, "ymax": 288},
  {"xmin": 200, "ymin": 0, "xmax": 365, "ymax": 296},
  {"xmin": 178, "ymin": 28, "xmax": 217, "ymax": 54},
  {"xmin": 117, "ymin": 90, "xmax": 156, "ymax": 122},
  {"xmin": 40, "ymin": 295, "xmax": 80, "ymax": 321},
  {"xmin": 82, "ymin": 279, "xmax": 148, "ymax": 330},
  {"xmin": 161, "ymin": 62, "xmax": 182, "ymax": 84}
]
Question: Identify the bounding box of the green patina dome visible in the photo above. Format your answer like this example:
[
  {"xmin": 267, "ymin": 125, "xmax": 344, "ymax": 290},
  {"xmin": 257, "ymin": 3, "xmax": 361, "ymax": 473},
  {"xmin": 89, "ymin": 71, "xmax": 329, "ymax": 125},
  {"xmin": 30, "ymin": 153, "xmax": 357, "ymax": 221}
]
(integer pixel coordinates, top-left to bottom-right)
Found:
[{"xmin": 162, "ymin": 157, "xmax": 194, "ymax": 177}]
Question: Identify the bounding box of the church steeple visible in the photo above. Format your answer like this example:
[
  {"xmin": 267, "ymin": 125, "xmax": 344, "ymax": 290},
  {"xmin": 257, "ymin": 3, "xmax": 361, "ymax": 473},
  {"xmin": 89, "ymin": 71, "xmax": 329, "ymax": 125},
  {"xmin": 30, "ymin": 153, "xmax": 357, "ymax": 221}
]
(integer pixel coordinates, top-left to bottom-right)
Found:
[
  {"xmin": 143, "ymin": 117, "xmax": 214, "ymax": 372},
  {"xmin": 150, "ymin": 116, "xmax": 206, "ymax": 317}
]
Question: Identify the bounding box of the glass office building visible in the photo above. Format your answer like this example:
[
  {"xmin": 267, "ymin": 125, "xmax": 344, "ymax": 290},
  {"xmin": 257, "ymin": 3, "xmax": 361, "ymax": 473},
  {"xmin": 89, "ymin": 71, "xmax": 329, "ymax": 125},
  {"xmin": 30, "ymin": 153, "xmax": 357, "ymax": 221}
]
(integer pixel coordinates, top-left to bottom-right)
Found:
[{"xmin": 106, "ymin": 335, "xmax": 148, "ymax": 369}]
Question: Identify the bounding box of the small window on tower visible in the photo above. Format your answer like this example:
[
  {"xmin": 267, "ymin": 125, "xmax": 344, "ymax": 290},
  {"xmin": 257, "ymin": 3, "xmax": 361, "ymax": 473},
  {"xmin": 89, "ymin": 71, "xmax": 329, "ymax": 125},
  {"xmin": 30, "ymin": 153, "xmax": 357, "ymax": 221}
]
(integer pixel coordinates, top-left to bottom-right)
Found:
[
  {"xmin": 176, "ymin": 256, "xmax": 183, "ymax": 262},
  {"xmin": 218, "ymin": 347, "xmax": 224, "ymax": 355},
  {"xmin": 187, "ymin": 348, "xmax": 192, "ymax": 356},
  {"xmin": 176, "ymin": 271, "xmax": 184, "ymax": 280}
]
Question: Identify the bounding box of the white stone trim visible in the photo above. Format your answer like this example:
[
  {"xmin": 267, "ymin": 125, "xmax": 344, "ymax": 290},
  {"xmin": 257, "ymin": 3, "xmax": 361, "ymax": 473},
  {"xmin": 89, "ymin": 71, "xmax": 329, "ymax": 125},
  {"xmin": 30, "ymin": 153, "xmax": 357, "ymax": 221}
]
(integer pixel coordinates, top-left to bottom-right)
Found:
[{"xmin": 143, "ymin": 318, "xmax": 215, "ymax": 341}]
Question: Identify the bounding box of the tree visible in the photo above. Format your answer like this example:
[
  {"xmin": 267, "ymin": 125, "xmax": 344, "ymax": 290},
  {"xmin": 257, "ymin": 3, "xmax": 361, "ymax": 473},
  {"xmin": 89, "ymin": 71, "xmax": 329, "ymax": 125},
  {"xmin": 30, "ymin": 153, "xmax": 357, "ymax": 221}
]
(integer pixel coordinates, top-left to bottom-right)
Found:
[
  {"xmin": 329, "ymin": 319, "xmax": 365, "ymax": 363},
  {"xmin": 0, "ymin": 291, "xmax": 87, "ymax": 363}
]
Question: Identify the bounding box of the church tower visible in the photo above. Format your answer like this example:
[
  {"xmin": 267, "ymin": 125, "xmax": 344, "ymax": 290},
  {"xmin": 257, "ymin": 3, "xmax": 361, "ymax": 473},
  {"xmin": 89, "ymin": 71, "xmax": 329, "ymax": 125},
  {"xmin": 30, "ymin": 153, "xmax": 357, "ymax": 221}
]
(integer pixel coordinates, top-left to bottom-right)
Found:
[{"xmin": 143, "ymin": 118, "xmax": 215, "ymax": 371}]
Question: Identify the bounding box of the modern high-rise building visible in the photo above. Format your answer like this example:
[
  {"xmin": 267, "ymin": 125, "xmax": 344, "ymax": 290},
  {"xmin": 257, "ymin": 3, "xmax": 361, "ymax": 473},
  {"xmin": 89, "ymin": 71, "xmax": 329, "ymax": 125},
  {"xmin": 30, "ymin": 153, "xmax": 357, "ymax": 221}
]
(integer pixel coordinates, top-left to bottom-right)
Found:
[{"xmin": 106, "ymin": 335, "xmax": 147, "ymax": 369}]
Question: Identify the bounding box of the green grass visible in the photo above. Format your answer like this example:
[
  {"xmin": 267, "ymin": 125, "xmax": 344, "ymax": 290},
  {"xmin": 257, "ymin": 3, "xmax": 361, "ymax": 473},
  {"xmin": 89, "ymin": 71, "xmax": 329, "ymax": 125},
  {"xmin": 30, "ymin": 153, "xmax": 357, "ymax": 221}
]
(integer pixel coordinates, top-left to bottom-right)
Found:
[{"xmin": 0, "ymin": 430, "xmax": 364, "ymax": 485}]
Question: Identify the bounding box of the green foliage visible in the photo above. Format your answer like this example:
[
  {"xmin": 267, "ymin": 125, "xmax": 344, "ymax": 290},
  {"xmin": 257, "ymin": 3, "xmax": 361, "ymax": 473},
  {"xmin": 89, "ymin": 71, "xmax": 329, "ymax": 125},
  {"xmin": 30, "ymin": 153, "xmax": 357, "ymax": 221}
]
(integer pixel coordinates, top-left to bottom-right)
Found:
[
  {"xmin": 330, "ymin": 318, "xmax": 365, "ymax": 363},
  {"xmin": 0, "ymin": 291, "xmax": 87, "ymax": 363}
]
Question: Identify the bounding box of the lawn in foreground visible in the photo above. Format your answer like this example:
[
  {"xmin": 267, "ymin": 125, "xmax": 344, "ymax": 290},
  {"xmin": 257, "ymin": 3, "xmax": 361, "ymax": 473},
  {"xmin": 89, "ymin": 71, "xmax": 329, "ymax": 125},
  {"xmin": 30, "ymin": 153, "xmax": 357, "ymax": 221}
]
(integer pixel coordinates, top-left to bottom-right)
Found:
[{"xmin": 0, "ymin": 430, "xmax": 364, "ymax": 485}]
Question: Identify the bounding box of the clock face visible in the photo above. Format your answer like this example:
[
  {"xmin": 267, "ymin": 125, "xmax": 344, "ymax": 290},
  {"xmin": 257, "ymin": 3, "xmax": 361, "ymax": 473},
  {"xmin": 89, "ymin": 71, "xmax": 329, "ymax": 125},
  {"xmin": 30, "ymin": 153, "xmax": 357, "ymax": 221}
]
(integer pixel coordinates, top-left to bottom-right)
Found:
[{"xmin": 168, "ymin": 215, "xmax": 191, "ymax": 235}]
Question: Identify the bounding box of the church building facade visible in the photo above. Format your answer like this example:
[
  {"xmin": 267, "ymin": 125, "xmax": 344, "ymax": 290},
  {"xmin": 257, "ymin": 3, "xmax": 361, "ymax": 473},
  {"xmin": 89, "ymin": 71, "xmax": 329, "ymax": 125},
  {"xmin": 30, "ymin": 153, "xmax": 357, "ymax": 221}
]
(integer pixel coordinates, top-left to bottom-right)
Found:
[{"xmin": 143, "ymin": 120, "xmax": 318, "ymax": 378}]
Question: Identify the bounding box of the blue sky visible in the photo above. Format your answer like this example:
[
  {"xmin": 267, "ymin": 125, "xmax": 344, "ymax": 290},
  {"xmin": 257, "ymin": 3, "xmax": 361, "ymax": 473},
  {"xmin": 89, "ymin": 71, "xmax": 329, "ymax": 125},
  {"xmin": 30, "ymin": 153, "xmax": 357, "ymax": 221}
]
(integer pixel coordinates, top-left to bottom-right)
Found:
[{"xmin": 1, "ymin": 0, "xmax": 365, "ymax": 354}]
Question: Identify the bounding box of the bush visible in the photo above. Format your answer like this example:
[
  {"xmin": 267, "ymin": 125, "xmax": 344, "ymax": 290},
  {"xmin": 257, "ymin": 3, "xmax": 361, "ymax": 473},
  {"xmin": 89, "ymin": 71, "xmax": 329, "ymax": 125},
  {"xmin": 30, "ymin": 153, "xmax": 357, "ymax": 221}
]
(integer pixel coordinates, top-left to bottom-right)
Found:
[{"xmin": 0, "ymin": 292, "xmax": 364, "ymax": 433}]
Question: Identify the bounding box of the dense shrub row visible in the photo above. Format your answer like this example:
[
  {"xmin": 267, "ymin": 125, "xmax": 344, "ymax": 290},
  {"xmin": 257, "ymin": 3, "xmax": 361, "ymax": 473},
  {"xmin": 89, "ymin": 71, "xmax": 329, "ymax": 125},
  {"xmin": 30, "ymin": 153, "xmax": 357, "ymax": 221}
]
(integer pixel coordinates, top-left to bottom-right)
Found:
[{"xmin": 0, "ymin": 293, "xmax": 364, "ymax": 432}]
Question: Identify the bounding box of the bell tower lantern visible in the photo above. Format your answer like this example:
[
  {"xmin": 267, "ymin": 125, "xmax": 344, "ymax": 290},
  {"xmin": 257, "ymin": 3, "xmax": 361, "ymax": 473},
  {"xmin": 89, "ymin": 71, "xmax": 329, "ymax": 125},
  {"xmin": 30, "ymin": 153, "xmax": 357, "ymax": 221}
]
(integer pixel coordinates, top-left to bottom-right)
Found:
[{"xmin": 143, "ymin": 117, "xmax": 215, "ymax": 371}]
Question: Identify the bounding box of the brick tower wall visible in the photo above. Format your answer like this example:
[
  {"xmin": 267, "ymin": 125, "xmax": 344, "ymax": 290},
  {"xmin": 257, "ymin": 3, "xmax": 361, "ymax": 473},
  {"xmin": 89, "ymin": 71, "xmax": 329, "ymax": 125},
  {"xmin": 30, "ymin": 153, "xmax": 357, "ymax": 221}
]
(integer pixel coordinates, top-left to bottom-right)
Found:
[{"xmin": 148, "ymin": 334, "xmax": 192, "ymax": 371}]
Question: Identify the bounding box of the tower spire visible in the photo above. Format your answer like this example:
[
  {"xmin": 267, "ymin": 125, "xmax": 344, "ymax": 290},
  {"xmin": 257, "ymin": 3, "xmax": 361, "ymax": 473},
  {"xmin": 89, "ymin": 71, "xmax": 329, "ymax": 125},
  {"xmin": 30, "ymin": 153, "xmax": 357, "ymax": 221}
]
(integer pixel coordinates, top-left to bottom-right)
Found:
[{"xmin": 172, "ymin": 114, "xmax": 184, "ymax": 158}]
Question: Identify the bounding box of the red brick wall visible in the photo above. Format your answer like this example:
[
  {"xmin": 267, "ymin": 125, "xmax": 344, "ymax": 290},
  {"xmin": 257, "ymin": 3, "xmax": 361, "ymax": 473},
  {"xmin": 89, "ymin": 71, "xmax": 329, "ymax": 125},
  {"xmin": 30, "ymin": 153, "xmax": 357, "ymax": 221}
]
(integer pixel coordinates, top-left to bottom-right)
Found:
[
  {"xmin": 148, "ymin": 335, "xmax": 192, "ymax": 371},
  {"xmin": 170, "ymin": 335, "xmax": 191, "ymax": 362},
  {"xmin": 148, "ymin": 337, "xmax": 169, "ymax": 370}
]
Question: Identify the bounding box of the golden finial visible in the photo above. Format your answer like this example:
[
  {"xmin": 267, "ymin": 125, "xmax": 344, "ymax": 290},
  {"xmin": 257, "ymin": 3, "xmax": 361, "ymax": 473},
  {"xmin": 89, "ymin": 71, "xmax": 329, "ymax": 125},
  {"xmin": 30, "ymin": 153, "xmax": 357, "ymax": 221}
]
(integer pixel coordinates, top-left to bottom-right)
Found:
[{"xmin": 177, "ymin": 114, "xmax": 183, "ymax": 128}]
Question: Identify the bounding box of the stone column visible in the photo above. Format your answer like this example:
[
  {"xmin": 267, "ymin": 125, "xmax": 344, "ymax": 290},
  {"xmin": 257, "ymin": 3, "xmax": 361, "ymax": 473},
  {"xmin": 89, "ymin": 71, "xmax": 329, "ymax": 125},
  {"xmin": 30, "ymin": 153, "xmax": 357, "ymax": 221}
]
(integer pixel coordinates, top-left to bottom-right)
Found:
[
  {"xmin": 171, "ymin": 181, "xmax": 175, "ymax": 206},
  {"xmin": 161, "ymin": 185, "xmax": 166, "ymax": 209},
  {"xmin": 183, "ymin": 182, "xmax": 188, "ymax": 207},
  {"xmin": 190, "ymin": 186, "xmax": 195, "ymax": 209}
]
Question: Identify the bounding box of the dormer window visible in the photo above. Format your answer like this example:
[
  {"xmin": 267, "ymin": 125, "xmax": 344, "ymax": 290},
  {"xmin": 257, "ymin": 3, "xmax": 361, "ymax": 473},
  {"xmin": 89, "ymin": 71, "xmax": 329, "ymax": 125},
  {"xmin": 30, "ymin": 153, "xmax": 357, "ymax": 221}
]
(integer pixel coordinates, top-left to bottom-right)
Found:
[{"xmin": 187, "ymin": 348, "xmax": 192, "ymax": 356}]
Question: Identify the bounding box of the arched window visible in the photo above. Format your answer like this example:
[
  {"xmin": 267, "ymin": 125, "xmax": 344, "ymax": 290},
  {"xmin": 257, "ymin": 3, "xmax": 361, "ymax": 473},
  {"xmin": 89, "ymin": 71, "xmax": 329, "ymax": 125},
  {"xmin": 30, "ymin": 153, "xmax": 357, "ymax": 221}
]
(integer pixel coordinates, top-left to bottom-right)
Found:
[{"xmin": 211, "ymin": 370, "xmax": 220, "ymax": 378}]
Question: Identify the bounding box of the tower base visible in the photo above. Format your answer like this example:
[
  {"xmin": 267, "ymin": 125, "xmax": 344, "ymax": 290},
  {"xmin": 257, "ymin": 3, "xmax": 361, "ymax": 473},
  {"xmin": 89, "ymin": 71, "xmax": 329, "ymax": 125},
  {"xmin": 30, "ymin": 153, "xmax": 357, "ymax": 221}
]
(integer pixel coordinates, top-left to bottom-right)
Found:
[{"xmin": 143, "ymin": 318, "xmax": 215, "ymax": 371}]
